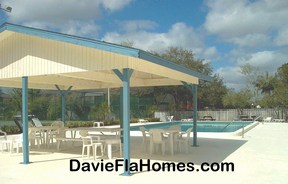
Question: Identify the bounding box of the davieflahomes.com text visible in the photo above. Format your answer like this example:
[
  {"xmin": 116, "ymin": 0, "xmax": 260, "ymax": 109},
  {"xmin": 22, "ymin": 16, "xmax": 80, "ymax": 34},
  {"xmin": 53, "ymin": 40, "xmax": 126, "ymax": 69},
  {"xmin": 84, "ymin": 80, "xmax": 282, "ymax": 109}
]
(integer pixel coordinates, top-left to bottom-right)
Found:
[{"xmin": 70, "ymin": 159, "xmax": 235, "ymax": 173}]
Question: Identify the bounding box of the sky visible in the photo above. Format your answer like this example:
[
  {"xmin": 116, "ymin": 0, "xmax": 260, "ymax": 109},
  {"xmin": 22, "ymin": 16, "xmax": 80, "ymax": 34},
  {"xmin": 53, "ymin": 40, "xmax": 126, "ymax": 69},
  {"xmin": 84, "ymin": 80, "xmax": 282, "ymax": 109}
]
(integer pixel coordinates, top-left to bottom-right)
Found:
[{"xmin": 0, "ymin": 0, "xmax": 288, "ymax": 90}]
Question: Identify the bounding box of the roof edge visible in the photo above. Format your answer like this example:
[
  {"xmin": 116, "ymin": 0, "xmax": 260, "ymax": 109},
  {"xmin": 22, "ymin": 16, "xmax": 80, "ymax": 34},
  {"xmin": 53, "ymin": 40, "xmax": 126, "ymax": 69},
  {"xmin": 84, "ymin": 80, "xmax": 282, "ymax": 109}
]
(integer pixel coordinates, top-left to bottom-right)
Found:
[
  {"xmin": 0, "ymin": 22, "xmax": 140, "ymax": 57},
  {"xmin": 138, "ymin": 50, "xmax": 213, "ymax": 82}
]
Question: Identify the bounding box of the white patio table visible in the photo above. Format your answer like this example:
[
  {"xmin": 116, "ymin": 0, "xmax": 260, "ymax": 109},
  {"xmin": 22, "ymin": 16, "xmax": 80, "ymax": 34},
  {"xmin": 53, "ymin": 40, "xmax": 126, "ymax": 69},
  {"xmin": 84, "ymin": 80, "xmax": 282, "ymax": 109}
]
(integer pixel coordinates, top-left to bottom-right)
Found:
[{"xmin": 164, "ymin": 129, "xmax": 180, "ymax": 156}]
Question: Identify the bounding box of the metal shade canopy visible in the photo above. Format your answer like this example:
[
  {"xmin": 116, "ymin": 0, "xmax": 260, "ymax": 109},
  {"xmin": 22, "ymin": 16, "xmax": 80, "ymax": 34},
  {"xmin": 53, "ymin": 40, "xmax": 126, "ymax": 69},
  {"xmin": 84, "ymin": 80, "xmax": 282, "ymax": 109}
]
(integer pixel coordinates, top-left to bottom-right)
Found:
[{"xmin": 0, "ymin": 22, "xmax": 212, "ymax": 175}]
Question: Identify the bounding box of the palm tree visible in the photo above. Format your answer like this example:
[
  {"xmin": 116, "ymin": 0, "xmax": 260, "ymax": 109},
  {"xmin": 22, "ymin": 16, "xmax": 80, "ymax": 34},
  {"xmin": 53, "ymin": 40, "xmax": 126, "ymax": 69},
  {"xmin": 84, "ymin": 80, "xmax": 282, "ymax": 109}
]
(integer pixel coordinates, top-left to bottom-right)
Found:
[{"xmin": 254, "ymin": 72, "xmax": 276, "ymax": 96}]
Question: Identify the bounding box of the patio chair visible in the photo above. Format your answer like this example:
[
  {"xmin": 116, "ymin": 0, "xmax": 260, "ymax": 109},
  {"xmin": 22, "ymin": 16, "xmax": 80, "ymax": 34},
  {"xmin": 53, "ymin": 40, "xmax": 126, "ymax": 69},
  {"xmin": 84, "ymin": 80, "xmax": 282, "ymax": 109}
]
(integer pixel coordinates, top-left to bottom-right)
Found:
[
  {"xmin": 55, "ymin": 127, "xmax": 83, "ymax": 150},
  {"xmin": 31, "ymin": 118, "xmax": 44, "ymax": 127},
  {"xmin": 49, "ymin": 121, "xmax": 65, "ymax": 144},
  {"xmin": 263, "ymin": 117, "xmax": 272, "ymax": 122},
  {"xmin": 175, "ymin": 128, "xmax": 192, "ymax": 153},
  {"xmin": 1, "ymin": 133, "xmax": 23, "ymax": 153},
  {"xmin": 81, "ymin": 136, "xmax": 94, "ymax": 160},
  {"xmin": 0, "ymin": 129, "xmax": 7, "ymax": 152},
  {"xmin": 31, "ymin": 118, "xmax": 46, "ymax": 144},
  {"xmin": 81, "ymin": 135, "xmax": 103, "ymax": 161},
  {"xmin": 139, "ymin": 126, "xmax": 150, "ymax": 151},
  {"xmin": 149, "ymin": 129, "xmax": 168, "ymax": 155},
  {"xmin": 28, "ymin": 129, "xmax": 42, "ymax": 149},
  {"xmin": 79, "ymin": 130, "xmax": 104, "ymax": 160},
  {"xmin": 167, "ymin": 116, "xmax": 174, "ymax": 122}
]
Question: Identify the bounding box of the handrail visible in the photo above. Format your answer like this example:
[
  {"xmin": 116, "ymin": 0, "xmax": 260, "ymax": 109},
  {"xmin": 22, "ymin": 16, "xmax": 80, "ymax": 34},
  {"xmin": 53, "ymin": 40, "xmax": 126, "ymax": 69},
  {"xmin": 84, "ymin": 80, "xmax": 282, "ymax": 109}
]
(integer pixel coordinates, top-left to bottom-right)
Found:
[
  {"xmin": 253, "ymin": 115, "xmax": 261, "ymax": 121},
  {"xmin": 221, "ymin": 121, "xmax": 233, "ymax": 131}
]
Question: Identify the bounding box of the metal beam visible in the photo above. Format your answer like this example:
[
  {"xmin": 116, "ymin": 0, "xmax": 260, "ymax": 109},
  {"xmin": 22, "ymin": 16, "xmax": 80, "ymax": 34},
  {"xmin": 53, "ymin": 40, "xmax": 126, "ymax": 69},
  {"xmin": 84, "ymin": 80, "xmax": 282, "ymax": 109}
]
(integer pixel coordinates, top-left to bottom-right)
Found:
[
  {"xmin": 182, "ymin": 81, "xmax": 198, "ymax": 147},
  {"xmin": 55, "ymin": 85, "xmax": 72, "ymax": 123},
  {"xmin": 22, "ymin": 76, "xmax": 29, "ymax": 164},
  {"xmin": 113, "ymin": 68, "xmax": 133, "ymax": 176}
]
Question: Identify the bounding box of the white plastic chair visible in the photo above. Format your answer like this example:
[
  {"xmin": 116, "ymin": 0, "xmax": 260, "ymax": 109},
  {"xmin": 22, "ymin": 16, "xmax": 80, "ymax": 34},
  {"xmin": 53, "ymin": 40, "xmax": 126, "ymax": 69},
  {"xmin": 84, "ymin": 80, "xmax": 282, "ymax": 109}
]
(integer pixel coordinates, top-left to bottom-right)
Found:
[
  {"xmin": 29, "ymin": 129, "xmax": 42, "ymax": 149},
  {"xmin": 31, "ymin": 118, "xmax": 45, "ymax": 143},
  {"xmin": 167, "ymin": 116, "xmax": 174, "ymax": 122},
  {"xmin": 149, "ymin": 129, "xmax": 168, "ymax": 155},
  {"xmin": 0, "ymin": 129, "xmax": 7, "ymax": 152},
  {"xmin": 263, "ymin": 117, "xmax": 272, "ymax": 122},
  {"xmin": 80, "ymin": 130, "xmax": 103, "ymax": 160},
  {"xmin": 49, "ymin": 121, "xmax": 65, "ymax": 144},
  {"xmin": 81, "ymin": 136, "xmax": 94, "ymax": 160},
  {"xmin": 55, "ymin": 127, "xmax": 69, "ymax": 150},
  {"xmin": 2, "ymin": 134, "xmax": 23, "ymax": 153},
  {"xmin": 139, "ymin": 126, "xmax": 150, "ymax": 151},
  {"xmin": 176, "ymin": 128, "xmax": 192, "ymax": 153},
  {"xmin": 31, "ymin": 118, "xmax": 44, "ymax": 127}
]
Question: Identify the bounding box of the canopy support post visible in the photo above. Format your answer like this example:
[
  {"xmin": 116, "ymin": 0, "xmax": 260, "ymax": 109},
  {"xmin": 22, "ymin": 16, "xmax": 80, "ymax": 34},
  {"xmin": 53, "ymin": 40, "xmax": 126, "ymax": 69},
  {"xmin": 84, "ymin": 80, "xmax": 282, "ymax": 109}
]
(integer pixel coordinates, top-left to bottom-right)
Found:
[
  {"xmin": 182, "ymin": 82, "xmax": 198, "ymax": 147},
  {"xmin": 22, "ymin": 76, "xmax": 29, "ymax": 164},
  {"xmin": 113, "ymin": 68, "xmax": 133, "ymax": 176},
  {"xmin": 55, "ymin": 85, "xmax": 72, "ymax": 123}
]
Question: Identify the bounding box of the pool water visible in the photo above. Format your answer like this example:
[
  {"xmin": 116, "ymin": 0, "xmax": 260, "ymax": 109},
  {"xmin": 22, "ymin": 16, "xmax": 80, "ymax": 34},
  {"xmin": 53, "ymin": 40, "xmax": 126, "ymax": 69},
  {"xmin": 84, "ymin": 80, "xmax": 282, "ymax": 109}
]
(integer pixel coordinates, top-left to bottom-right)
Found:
[{"xmin": 130, "ymin": 121, "xmax": 253, "ymax": 133}]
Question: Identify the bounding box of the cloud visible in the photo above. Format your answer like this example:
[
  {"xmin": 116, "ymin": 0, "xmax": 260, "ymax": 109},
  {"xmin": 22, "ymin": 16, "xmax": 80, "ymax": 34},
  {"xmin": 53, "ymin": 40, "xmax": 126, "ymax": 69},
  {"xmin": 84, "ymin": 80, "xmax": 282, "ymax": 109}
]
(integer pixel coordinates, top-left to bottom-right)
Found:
[
  {"xmin": 228, "ymin": 33, "xmax": 271, "ymax": 48},
  {"xmin": 275, "ymin": 27, "xmax": 288, "ymax": 46},
  {"xmin": 202, "ymin": 46, "xmax": 219, "ymax": 59},
  {"xmin": 216, "ymin": 66, "xmax": 246, "ymax": 90},
  {"xmin": 118, "ymin": 20, "xmax": 158, "ymax": 32},
  {"xmin": 3, "ymin": 0, "xmax": 132, "ymax": 37},
  {"xmin": 100, "ymin": 0, "xmax": 134, "ymax": 11},
  {"xmin": 218, "ymin": 49, "xmax": 288, "ymax": 90},
  {"xmin": 102, "ymin": 21, "xmax": 217, "ymax": 60},
  {"xmin": 236, "ymin": 50, "xmax": 287, "ymax": 72},
  {"xmin": 204, "ymin": 0, "xmax": 288, "ymax": 47}
]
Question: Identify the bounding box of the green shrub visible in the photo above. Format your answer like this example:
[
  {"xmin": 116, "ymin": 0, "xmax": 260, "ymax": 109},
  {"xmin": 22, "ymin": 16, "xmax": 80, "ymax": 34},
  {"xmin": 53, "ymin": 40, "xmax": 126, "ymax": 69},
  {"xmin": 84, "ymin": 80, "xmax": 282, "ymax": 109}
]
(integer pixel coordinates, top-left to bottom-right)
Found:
[
  {"xmin": 1, "ymin": 125, "xmax": 21, "ymax": 135},
  {"xmin": 104, "ymin": 119, "xmax": 120, "ymax": 126},
  {"xmin": 65, "ymin": 121, "xmax": 93, "ymax": 128},
  {"xmin": 130, "ymin": 118, "xmax": 139, "ymax": 123},
  {"xmin": 146, "ymin": 118, "xmax": 160, "ymax": 122}
]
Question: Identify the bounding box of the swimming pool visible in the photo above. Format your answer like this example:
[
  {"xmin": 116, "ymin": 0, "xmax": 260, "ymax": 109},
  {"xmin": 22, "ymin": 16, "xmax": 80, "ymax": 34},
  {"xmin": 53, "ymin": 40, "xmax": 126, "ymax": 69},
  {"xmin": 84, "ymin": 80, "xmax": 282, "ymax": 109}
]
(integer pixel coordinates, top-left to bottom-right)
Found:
[{"xmin": 130, "ymin": 121, "xmax": 253, "ymax": 133}]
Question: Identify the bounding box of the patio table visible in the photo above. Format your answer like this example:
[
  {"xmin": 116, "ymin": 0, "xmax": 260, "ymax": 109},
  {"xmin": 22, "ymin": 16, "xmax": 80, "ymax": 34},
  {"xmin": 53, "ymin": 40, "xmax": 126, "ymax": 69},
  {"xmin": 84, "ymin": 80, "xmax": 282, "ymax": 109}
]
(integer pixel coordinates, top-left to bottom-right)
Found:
[
  {"xmin": 68, "ymin": 127, "xmax": 122, "ymax": 138},
  {"xmin": 164, "ymin": 129, "xmax": 180, "ymax": 156}
]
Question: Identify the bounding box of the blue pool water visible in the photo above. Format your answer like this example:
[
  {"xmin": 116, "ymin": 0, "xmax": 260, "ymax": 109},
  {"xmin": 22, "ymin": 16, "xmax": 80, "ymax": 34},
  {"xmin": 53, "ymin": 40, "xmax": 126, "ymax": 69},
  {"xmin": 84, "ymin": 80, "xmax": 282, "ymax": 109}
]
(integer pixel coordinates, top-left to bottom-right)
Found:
[{"xmin": 130, "ymin": 121, "xmax": 253, "ymax": 133}]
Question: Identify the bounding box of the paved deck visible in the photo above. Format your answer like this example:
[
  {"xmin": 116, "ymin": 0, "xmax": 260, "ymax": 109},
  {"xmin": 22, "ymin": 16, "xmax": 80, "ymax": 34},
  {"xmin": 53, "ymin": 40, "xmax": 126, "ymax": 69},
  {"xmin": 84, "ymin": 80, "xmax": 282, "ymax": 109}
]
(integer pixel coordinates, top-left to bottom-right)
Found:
[{"xmin": 0, "ymin": 122, "xmax": 287, "ymax": 184}]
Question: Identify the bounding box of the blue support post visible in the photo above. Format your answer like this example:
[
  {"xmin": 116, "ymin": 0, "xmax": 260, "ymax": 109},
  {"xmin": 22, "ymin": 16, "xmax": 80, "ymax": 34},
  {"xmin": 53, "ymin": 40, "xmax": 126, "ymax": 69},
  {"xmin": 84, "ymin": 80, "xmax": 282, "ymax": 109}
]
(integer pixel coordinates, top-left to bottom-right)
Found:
[
  {"xmin": 119, "ymin": 87, "xmax": 123, "ymax": 143},
  {"xmin": 113, "ymin": 68, "xmax": 133, "ymax": 176},
  {"xmin": 55, "ymin": 85, "xmax": 72, "ymax": 123},
  {"xmin": 191, "ymin": 84, "xmax": 198, "ymax": 147},
  {"xmin": 22, "ymin": 76, "xmax": 29, "ymax": 164},
  {"xmin": 182, "ymin": 82, "xmax": 198, "ymax": 147}
]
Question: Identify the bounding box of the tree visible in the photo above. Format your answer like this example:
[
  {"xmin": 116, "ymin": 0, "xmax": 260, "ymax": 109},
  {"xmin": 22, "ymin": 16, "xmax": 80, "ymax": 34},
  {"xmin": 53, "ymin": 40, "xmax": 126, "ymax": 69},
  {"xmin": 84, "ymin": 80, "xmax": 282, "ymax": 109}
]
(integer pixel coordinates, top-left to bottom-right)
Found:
[
  {"xmin": 277, "ymin": 63, "xmax": 288, "ymax": 85},
  {"xmin": 240, "ymin": 63, "xmax": 261, "ymax": 101},
  {"xmin": 272, "ymin": 63, "xmax": 288, "ymax": 108},
  {"xmin": 198, "ymin": 74, "xmax": 228, "ymax": 109},
  {"xmin": 66, "ymin": 92, "xmax": 91, "ymax": 120},
  {"xmin": 9, "ymin": 88, "xmax": 22, "ymax": 115},
  {"xmin": 253, "ymin": 72, "xmax": 276, "ymax": 96},
  {"xmin": 222, "ymin": 89, "xmax": 252, "ymax": 110},
  {"xmin": 153, "ymin": 47, "xmax": 227, "ymax": 110},
  {"xmin": 153, "ymin": 47, "xmax": 212, "ymax": 75},
  {"xmin": 91, "ymin": 102, "xmax": 109, "ymax": 121}
]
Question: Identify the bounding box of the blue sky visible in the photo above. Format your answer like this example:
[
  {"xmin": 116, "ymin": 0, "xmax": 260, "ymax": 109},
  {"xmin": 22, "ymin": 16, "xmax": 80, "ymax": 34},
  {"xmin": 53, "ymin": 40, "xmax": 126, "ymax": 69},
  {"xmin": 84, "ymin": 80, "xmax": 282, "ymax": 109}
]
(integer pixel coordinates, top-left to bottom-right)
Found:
[{"xmin": 1, "ymin": 0, "xmax": 288, "ymax": 90}]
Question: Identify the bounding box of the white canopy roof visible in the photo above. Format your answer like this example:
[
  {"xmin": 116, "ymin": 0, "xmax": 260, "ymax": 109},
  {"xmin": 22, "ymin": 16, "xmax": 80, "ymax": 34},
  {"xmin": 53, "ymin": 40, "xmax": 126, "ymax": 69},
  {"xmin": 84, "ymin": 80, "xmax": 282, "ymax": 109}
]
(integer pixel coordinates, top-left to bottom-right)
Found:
[{"xmin": 0, "ymin": 23, "xmax": 212, "ymax": 90}]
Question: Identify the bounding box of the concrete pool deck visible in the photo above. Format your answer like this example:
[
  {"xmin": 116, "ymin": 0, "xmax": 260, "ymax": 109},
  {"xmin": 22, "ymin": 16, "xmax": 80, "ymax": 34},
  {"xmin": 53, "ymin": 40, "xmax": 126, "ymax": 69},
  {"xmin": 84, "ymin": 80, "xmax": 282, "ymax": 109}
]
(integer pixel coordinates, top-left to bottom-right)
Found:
[{"xmin": 0, "ymin": 122, "xmax": 287, "ymax": 184}]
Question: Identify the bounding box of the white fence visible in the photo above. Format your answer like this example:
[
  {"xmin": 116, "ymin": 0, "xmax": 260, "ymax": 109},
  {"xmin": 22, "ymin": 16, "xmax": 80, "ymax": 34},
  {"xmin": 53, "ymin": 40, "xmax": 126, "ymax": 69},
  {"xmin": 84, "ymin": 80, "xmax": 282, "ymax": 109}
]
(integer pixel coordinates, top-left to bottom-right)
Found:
[{"xmin": 155, "ymin": 108, "xmax": 288, "ymax": 121}]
